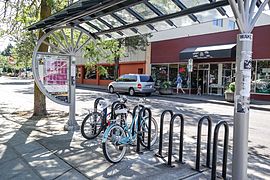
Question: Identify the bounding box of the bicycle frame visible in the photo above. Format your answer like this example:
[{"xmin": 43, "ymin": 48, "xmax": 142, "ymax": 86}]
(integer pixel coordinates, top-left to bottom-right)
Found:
[{"xmin": 102, "ymin": 111, "xmax": 143, "ymax": 145}]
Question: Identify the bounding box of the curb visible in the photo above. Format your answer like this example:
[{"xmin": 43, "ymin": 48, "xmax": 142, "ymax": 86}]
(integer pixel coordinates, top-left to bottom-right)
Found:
[{"xmin": 76, "ymin": 86, "xmax": 270, "ymax": 111}]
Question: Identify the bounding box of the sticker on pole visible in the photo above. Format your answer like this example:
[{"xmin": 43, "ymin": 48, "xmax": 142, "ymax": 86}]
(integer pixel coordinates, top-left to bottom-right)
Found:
[
  {"xmin": 239, "ymin": 34, "xmax": 253, "ymax": 41},
  {"xmin": 240, "ymin": 51, "xmax": 252, "ymax": 70}
]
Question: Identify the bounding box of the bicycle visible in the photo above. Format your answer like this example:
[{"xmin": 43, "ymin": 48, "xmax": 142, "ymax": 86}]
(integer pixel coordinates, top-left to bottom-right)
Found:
[
  {"xmin": 102, "ymin": 98, "xmax": 158, "ymax": 163},
  {"xmin": 81, "ymin": 93, "xmax": 129, "ymax": 140}
]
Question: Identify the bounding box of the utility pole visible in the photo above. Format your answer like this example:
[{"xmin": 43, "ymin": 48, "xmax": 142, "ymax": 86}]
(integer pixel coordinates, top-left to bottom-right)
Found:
[{"xmin": 228, "ymin": 1, "xmax": 269, "ymax": 179}]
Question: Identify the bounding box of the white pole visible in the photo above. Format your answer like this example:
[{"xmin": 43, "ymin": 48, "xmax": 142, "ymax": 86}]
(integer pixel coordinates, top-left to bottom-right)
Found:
[
  {"xmin": 64, "ymin": 56, "xmax": 79, "ymax": 131},
  {"xmin": 232, "ymin": 33, "xmax": 253, "ymax": 180}
]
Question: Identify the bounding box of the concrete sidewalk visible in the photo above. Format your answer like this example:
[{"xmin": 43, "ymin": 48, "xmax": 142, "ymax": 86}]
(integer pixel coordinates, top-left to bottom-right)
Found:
[
  {"xmin": 0, "ymin": 109, "xmax": 214, "ymax": 180},
  {"xmin": 77, "ymin": 84, "xmax": 270, "ymax": 111}
]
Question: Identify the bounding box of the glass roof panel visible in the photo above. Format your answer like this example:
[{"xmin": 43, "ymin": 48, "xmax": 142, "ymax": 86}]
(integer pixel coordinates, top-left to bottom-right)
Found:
[
  {"xmin": 121, "ymin": 29, "xmax": 138, "ymax": 37},
  {"xmin": 180, "ymin": 0, "xmax": 209, "ymax": 8},
  {"xmin": 194, "ymin": 9, "xmax": 223, "ymax": 22},
  {"xmin": 80, "ymin": 23, "xmax": 98, "ymax": 33},
  {"xmin": 136, "ymin": 25, "xmax": 156, "ymax": 34},
  {"xmin": 100, "ymin": 15, "xmax": 123, "ymax": 27},
  {"xmin": 110, "ymin": 32, "xmax": 124, "ymax": 39},
  {"xmin": 171, "ymin": 15, "xmax": 197, "ymax": 27},
  {"xmin": 130, "ymin": 3, "xmax": 158, "ymax": 19},
  {"xmin": 152, "ymin": 21, "xmax": 174, "ymax": 31},
  {"xmin": 149, "ymin": 0, "xmax": 180, "ymax": 14},
  {"xmin": 89, "ymin": 19, "xmax": 110, "ymax": 30},
  {"xmin": 114, "ymin": 9, "xmax": 139, "ymax": 24}
]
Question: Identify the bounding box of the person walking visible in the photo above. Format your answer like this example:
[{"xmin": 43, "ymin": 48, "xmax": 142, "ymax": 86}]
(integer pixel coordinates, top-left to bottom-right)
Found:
[{"xmin": 176, "ymin": 74, "xmax": 185, "ymax": 94}]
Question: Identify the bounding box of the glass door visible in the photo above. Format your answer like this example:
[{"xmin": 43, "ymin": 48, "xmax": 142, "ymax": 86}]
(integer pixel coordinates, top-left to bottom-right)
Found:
[{"xmin": 197, "ymin": 63, "xmax": 210, "ymax": 94}]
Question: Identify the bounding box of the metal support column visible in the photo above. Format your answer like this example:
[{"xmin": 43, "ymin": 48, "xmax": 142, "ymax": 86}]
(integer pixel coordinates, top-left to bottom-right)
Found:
[
  {"xmin": 227, "ymin": 1, "xmax": 269, "ymax": 179},
  {"xmin": 64, "ymin": 56, "xmax": 79, "ymax": 131},
  {"xmin": 232, "ymin": 34, "xmax": 253, "ymax": 179}
]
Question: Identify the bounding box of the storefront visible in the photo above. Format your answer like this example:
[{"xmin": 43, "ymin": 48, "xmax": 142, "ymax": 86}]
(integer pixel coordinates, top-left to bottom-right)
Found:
[
  {"xmin": 151, "ymin": 25, "xmax": 270, "ymax": 100},
  {"xmin": 76, "ymin": 61, "xmax": 146, "ymax": 86}
]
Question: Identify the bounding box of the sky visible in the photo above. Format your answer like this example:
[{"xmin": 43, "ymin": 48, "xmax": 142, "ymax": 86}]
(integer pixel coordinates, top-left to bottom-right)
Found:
[{"xmin": 0, "ymin": 36, "xmax": 13, "ymax": 52}]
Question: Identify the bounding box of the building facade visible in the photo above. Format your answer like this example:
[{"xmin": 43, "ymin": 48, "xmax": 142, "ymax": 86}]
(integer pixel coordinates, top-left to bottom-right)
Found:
[{"xmin": 151, "ymin": 24, "xmax": 270, "ymax": 100}]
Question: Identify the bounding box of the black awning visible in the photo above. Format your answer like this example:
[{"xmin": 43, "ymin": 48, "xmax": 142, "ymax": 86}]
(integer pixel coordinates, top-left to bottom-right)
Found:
[{"xmin": 180, "ymin": 44, "xmax": 236, "ymax": 60}]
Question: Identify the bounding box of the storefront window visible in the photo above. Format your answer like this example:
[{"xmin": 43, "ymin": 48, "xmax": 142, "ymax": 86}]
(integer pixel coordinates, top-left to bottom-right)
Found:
[
  {"xmin": 151, "ymin": 65, "xmax": 168, "ymax": 85},
  {"xmin": 179, "ymin": 64, "xmax": 188, "ymax": 88},
  {"xmin": 209, "ymin": 64, "xmax": 218, "ymax": 85},
  {"xmin": 254, "ymin": 60, "xmax": 270, "ymax": 94},
  {"xmin": 76, "ymin": 67, "xmax": 81, "ymax": 79},
  {"xmin": 84, "ymin": 66, "xmax": 96, "ymax": 79},
  {"xmin": 100, "ymin": 66, "xmax": 114, "ymax": 80},
  {"xmin": 222, "ymin": 63, "xmax": 232, "ymax": 88},
  {"xmin": 169, "ymin": 64, "xmax": 178, "ymax": 87},
  {"xmin": 191, "ymin": 64, "xmax": 198, "ymax": 88}
]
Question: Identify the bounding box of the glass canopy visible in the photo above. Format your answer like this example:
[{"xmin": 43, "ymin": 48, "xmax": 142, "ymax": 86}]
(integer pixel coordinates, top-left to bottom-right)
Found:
[{"xmin": 28, "ymin": 0, "xmax": 270, "ymax": 40}]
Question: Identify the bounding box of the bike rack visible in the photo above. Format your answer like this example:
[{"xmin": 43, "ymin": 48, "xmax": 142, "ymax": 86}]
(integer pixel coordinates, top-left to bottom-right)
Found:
[
  {"xmin": 211, "ymin": 121, "xmax": 229, "ymax": 180},
  {"xmin": 132, "ymin": 105, "xmax": 144, "ymax": 136},
  {"xmin": 168, "ymin": 113, "xmax": 184, "ymax": 166},
  {"xmin": 136, "ymin": 107, "xmax": 152, "ymax": 152},
  {"xmin": 94, "ymin": 97, "xmax": 104, "ymax": 112},
  {"xmin": 155, "ymin": 110, "xmax": 173, "ymax": 158},
  {"xmin": 136, "ymin": 107, "xmax": 145, "ymax": 153},
  {"xmin": 110, "ymin": 100, "xmax": 127, "ymax": 120},
  {"xmin": 144, "ymin": 107, "xmax": 152, "ymax": 150},
  {"xmin": 195, "ymin": 116, "xmax": 212, "ymax": 172}
]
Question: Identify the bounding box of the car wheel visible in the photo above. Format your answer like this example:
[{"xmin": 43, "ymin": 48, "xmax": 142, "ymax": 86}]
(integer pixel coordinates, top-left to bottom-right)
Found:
[
  {"xmin": 109, "ymin": 86, "xmax": 114, "ymax": 93},
  {"xmin": 129, "ymin": 88, "xmax": 135, "ymax": 96}
]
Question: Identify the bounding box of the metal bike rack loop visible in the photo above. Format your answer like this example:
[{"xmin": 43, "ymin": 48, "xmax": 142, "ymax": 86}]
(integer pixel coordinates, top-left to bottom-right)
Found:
[
  {"xmin": 94, "ymin": 97, "xmax": 105, "ymax": 112},
  {"xmin": 168, "ymin": 113, "xmax": 184, "ymax": 166},
  {"xmin": 144, "ymin": 107, "xmax": 152, "ymax": 150},
  {"xmin": 211, "ymin": 121, "xmax": 229, "ymax": 180},
  {"xmin": 195, "ymin": 116, "xmax": 212, "ymax": 172},
  {"xmin": 132, "ymin": 105, "xmax": 144, "ymax": 136},
  {"xmin": 136, "ymin": 107, "xmax": 145, "ymax": 153},
  {"xmin": 155, "ymin": 110, "xmax": 173, "ymax": 158}
]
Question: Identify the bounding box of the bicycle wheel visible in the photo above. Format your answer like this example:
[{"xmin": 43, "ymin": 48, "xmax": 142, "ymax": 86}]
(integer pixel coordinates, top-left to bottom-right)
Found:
[
  {"xmin": 140, "ymin": 117, "xmax": 158, "ymax": 148},
  {"xmin": 102, "ymin": 125, "xmax": 127, "ymax": 163},
  {"xmin": 81, "ymin": 111, "xmax": 104, "ymax": 140}
]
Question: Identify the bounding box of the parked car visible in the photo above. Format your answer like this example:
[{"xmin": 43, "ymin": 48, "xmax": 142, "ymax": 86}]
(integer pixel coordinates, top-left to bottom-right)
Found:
[{"xmin": 108, "ymin": 74, "xmax": 155, "ymax": 96}]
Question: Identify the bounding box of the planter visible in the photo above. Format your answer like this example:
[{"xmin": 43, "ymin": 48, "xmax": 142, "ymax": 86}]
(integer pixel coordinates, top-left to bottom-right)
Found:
[
  {"xmin": 224, "ymin": 92, "xmax": 234, "ymax": 102},
  {"xmin": 159, "ymin": 88, "xmax": 173, "ymax": 95}
]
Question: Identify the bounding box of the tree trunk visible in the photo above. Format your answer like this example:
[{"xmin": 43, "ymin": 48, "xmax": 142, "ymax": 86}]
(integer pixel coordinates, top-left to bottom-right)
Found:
[
  {"xmin": 33, "ymin": 0, "xmax": 51, "ymax": 116},
  {"xmin": 114, "ymin": 56, "xmax": 120, "ymax": 80},
  {"xmin": 114, "ymin": 41, "xmax": 121, "ymax": 80}
]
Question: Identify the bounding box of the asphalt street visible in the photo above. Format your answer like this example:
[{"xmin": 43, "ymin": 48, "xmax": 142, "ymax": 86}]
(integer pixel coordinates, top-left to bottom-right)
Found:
[{"xmin": 0, "ymin": 76, "xmax": 270, "ymax": 179}]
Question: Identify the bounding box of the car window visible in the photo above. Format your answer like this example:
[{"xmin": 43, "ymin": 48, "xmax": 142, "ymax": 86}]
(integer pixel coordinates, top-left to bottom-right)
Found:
[
  {"xmin": 140, "ymin": 75, "xmax": 154, "ymax": 82},
  {"xmin": 129, "ymin": 75, "xmax": 137, "ymax": 82},
  {"xmin": 117, "ymin": 75, "xmax": 125, "ymax": 82}
]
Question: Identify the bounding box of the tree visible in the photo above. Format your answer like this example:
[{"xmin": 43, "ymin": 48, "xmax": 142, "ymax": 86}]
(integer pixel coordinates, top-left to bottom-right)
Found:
[
  {"xmin": 1, "ymin": 44, "xmax": 13, "ymax": 56},
  {"xmin": 1, "ymin": 0, "xmax": 69, "ymax": 116},
  {"xmin": 11, "ymin": 32, "xmax": 36, "ymax": 75},
  {"xmin": 84, "ymin": 34, "xmax": 151, "ymax": 79}
]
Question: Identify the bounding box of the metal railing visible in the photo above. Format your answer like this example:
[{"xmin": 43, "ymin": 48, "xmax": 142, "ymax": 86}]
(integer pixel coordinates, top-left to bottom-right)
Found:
[
  {"xmin": 195, "ymin": 116, "xmax": 212, "ymax": 171},
  {"xmin": 211, "ymin": 121, "xmax": 229, "ymax": 180},
  {"xmin": 168, "ymin": 113, "xmax": 184, "ymax": 166},
  {"xmin": 155, "ymin": 110, "xmax": 173, "ymax": 158}
]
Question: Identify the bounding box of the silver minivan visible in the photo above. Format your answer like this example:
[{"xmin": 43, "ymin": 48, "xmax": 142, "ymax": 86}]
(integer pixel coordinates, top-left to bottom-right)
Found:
[{"xmin": 108, "ymin": 74, "xmax": 155, "ymax": 96}]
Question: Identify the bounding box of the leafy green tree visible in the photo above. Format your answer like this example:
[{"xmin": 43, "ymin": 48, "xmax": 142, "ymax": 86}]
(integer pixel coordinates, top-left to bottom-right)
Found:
[
  {"xmin": 1, "ymin": 0, "xmax": 69, "ymax": 116},
  {"xmin": 1, "ymin": 44, "xmax": 13, "ymax": 56},
  {"xmin": 84, "ymin": 34, "xmax": 151, "ymax": 80}
]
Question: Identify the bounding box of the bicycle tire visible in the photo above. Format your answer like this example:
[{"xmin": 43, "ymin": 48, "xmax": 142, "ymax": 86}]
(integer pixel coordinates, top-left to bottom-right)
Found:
[
  {"xmin": 81, "ymin": 111, "xmax": 104, "ymax": 140},
  {"xmin": 140, "ymin": 117, "xmax": 158, "ymax": 148},
  {"xmin": 102, "ymin": 125, "xmax": 127, "ymax": 163}
]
